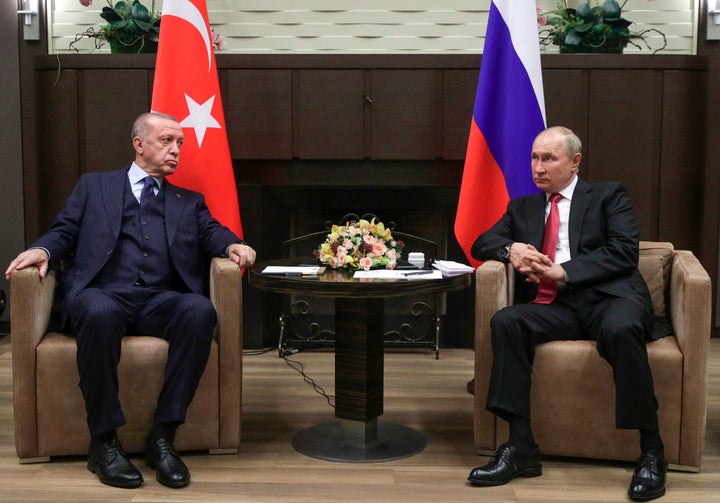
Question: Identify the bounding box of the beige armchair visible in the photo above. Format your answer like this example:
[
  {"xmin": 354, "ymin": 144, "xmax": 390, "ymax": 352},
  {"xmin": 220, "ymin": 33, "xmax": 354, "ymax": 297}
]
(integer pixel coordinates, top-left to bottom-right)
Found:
[
  {"xmin": 472, "ymin": 242, "xmax": 711, "ymax": 470},
  {"xmin": 11, "ymin": 258, "xmax": 243, "ymax": 463}
]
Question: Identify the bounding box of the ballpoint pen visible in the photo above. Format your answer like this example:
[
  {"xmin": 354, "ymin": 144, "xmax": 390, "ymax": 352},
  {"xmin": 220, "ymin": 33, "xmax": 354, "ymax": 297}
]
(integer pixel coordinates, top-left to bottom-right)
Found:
[{"xmin": 401, "ymin": 270, "xmax": 434, "ymax": 276}]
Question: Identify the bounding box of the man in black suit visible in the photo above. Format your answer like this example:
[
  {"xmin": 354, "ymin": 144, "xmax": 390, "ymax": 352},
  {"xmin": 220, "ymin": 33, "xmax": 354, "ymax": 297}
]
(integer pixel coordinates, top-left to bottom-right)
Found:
[
  {"xmin": 467, "ymin": 126, "xmax": 667, "ymax": 501},
  {"xmin": 5, "ymin": 112, "xmax": 256, "ymax": 489}
]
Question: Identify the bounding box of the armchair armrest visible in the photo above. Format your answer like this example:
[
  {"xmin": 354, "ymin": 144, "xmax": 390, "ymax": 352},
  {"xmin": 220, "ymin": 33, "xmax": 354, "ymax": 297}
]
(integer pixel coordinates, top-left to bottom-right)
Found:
[
  {"xmin": 473, "ymin": 260, "xmax": 510, "ymax": 450},
  {"xmin": 11, "ymin": 267, "xmax": 56, "ymax": 459},
  {"xmin": 667, "ymin": 250, "xmax": 711, "ymax": 466},
  {"xmin": 208, "ymin": 257, "xmax": 243, "ymax": 448}
]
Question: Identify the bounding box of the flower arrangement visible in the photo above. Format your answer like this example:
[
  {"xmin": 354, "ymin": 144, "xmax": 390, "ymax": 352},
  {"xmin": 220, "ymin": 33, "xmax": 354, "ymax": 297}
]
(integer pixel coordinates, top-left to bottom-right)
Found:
[
  {"xmin": 71, "ymin": 0, "xmax": 161, "ymax": 54},
  {"xmin": 538, "ymin": 0, "xmax": 666, "ymax": 54},
  {"xmin": 315, "ymin": 218, "xmax": 405, "ymax": 271}
]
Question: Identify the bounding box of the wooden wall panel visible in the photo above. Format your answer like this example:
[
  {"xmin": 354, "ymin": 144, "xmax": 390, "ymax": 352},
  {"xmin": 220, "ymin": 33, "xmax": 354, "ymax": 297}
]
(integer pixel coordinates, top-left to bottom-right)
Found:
[
  {"xmin": 225, "ymin": 70, "xmax": 293, "ymax": 159},
  {"xmin": 369, "ymin": 70, "xmax": 437, "ymax": 160},
  {"xmin": 81, "ymin": 69, "xmax": 149, "ymax": 174},
  {"xmin": 658, "ymin": 70, "xmax": 706, "ymax": 251},
  {"xmin": 441, "ymin": 70, "xmax": 477, "ymax": 160},
  {"xmin": 295, "ymin": 70, "xmax": 365, "ymax": 159},
  {"xmin": 542, "ymin": 69, "xmax": 589, "ymax": 141},
  {"xmin": 35, "ymin": 69, "xmax": 80, "ymax": 231},
  {"xmin": 586, "ymin": 70, "xmax": 659, "ymax": 241}
]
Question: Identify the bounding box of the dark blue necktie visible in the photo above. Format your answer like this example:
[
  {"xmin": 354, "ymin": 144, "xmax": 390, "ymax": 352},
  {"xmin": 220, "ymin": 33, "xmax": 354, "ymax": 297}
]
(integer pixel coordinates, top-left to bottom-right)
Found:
[{"xmin": 140, "ymin": 176, "xmax": 157, "ymax": 209}]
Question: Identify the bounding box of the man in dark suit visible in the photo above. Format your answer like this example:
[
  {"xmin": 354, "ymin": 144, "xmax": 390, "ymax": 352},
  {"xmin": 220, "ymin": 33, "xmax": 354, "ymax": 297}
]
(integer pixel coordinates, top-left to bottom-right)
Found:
[
  {"xmin": 467, "ymin": 126, "xmax": 667, "ymax": 501},
  {"xmin": 5, "ymin": 112, "xmax": 256, "ymax": 489}
]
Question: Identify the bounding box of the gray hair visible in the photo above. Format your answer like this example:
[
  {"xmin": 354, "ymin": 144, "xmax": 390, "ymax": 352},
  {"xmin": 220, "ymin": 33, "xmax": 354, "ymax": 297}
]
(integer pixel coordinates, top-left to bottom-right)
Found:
[
  {"xmin": 131, "ymin": 112, "xmax": 178, "ymax": 141},
  {"xmin": 543, "ymin": 125, "xmax": 582, "ymax": 157}
]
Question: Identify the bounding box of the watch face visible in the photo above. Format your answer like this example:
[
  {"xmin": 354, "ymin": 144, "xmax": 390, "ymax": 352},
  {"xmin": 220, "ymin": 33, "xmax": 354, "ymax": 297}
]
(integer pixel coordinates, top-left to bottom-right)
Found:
[{"xmin": 501, "ymin": 245, "xmax": 510, "ymax": 260}]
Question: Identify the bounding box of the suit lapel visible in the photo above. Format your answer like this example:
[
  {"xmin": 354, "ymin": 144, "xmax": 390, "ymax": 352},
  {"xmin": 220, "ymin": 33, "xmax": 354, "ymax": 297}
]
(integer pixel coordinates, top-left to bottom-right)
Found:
[
  {"xmin": 100, "ymin": 169, "xmax": 129, "ymax": 239},
  {"xmin": 527, "ymin": 193, "xmax": 547, "ymax": 249},
  {"xmin": 569, "ymin": 178, "xmax": 592, "ymax": 256}
]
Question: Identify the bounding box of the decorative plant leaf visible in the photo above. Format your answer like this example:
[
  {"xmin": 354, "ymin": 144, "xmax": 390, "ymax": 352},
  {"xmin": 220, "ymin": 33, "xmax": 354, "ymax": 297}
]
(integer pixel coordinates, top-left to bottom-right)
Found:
[
  {"xmin": 100, "ymin": 6, "xmax": 123, "ymax": 23},
  {"xmin": 611, "ymin": 25, "xmax": 630, "ymax": 36},
  {"xmin": 132, "ymin": 2, "xmax": 152, "ymax": 23},
  {"xmin": 609, "ymin": 18, "xmax": 633, "ymax": 30},
  {"xmin": 602, "ymin": 0, "xmax": 623, "ymax": 22},
  {"xmin": 565, "ymin": 30, "xmax": 582, "ymax": 45},
  {"xmin": 574, "ymin": 22, "xmax": 594, "ymax": 34},
  {"xmin": 575, "ymin": 3, "xmax": 594, "ymax": 22}
]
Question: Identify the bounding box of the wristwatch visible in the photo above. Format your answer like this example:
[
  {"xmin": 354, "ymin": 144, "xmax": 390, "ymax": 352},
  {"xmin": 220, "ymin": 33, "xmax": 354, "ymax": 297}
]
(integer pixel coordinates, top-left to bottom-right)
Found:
[{"xmin": 499, "ymin": 243, "xmax": 513, "ymax": 262}]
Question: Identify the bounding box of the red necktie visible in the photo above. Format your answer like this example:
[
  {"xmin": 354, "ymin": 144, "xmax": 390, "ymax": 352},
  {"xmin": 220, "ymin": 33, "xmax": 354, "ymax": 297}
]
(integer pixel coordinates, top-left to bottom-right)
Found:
[{"xmin": 532, "ymin": 193, "xmax": 563, "ymax": 304}]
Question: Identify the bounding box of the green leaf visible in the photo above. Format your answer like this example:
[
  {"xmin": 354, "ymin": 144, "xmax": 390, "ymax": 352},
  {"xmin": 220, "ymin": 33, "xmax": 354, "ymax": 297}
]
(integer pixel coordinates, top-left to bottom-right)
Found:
[
  {"xmin": 609, "ymin": 18, "xmax": 632, "ymax": 30},
  {"xmin": 100, "ymin": 6, "xmax": 123, "ymax": 23},
  {"xmin": 574, "ymin": 21, "xmax": 594, "ymax": 34},
  {"xmin": 575, "ymin": 3, "xmax": 594, "ymax": 22},
  {"xmin": 611, "ymin": 25, "xmax": 630, "ymax": 36},
  {"xmin": 132, "ymin": 2, "xmax": 151, "ymax": 23},
  {"xmin": 602, "ymin": 0, "xmax": 622, "ymax": 22},
  {"xmin": 134, "ymin": 19, "xmax": 153, "ymax": 32},
  {"xmin": 113, "ymin": 1, "xmax": 130, "ymax": 14},
  {"xmin": 565, "ymin": 30, "xmax": 582, "ymax": 45}
]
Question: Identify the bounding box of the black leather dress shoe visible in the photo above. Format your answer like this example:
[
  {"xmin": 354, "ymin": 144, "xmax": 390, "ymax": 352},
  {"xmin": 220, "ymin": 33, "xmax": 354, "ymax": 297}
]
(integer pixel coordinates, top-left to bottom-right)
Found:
[
  {"xmin": 87, "ymin": 437, "xmax": 143, "ymax": 489},
  {"xmin": 145, "ymin": 435, "xmax": 190, "ymax": 488},
  {"xmin": 468, "ymin": 442, "xmax": 542, "ymax": 486},
  {"xmin": 628, "ymin": 451, "xmax": 667, "ymax": 501}
]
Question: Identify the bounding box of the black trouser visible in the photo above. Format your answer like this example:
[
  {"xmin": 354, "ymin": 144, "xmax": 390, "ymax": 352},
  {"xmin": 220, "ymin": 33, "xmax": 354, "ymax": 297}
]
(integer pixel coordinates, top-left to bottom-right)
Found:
[
  {"xmin": 486, "ymin": 287, "xmax": 659, "ymax": 431},
  {"xmin": 67, "ymin": 286, "xmax": 216, "ymax": 436}
]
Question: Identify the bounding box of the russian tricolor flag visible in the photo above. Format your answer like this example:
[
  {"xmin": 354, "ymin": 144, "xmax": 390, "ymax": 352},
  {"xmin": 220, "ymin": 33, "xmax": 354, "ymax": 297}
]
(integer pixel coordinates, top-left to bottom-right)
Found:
[{"xmin": 454, "ymin": 0, "xmax": 546, "ymax": 268}]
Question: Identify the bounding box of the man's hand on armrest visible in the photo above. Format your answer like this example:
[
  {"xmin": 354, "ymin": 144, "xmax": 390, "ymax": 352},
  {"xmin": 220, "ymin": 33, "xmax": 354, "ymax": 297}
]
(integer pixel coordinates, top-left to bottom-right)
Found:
[
  {"xmin": 227, "ymin": 243, "xmax": 257, "ymax": 269},
  {"xmin": 5, "ymin": 248, "xmax": 50, "ymax": 280}
]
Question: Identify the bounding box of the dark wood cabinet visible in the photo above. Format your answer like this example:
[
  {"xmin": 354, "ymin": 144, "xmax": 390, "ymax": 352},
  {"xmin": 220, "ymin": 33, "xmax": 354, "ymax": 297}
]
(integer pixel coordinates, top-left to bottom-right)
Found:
[
  {"xmin": 368, "ymin": 70, "xmax": 438, "ymax": 159},
  {"xmin": 225, "ymin": 69, "xmax": 293, "ymax": 159},
  {"xmin": 295, "ymin": 69, "xmax": 365, "ymax": 159}
]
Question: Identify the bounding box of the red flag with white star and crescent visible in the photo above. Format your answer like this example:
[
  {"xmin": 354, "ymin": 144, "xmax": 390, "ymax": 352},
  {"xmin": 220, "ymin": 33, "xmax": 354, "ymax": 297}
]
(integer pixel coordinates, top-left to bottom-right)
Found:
[{"xmin": 150, "ymin": 0, "xmax": 243, "ymax": 238}]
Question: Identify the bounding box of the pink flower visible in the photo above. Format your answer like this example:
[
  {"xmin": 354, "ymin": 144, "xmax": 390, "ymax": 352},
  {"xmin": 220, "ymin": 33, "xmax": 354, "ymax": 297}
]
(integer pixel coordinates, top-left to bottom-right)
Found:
[
  {"xmin": 371, "ymin": 242, "xmax": 387, "ymax": 257},
  {"xmin": 79, "ymin": 0, "xmax": 93, "ymax": 6},
  {"xmin": 536, "ymin": 7, "xmax": 547, "ymax": 27},
  {"xmin": 359, "ymin": 257, "xmax": 373, "ymax": 271},
  {"xmin": 211, "ymin": 28, "xmax": 226, "ymax": 52}
]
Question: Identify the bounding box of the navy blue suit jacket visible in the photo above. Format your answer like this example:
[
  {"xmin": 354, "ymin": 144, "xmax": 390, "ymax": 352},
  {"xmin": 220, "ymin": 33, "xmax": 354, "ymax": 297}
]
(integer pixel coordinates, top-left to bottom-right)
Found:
[
  {"xmin": 32, "ymin": 168, "xmax": 241, "ymax": 328},
  {"xmin": 471, "ymin": 178, "xmax": 667, "ymax": 339}
]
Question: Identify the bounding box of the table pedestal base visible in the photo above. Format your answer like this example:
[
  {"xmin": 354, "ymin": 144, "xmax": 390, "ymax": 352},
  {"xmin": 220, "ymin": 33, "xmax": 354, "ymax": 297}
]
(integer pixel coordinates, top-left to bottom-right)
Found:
[{"xmin": 291, "ymin": 419, "xmax": 426, "ymax": 462}]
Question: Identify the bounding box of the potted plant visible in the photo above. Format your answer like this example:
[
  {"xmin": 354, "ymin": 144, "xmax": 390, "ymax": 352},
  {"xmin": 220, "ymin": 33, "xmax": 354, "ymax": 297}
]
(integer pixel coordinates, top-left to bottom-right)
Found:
[
  {"xmin": 72, "ymin": 0, "xmax": 160, "ymax": 54},
  {"xmin": 538, "ymin": 0, "xmax": 666, "ymax": 54}
]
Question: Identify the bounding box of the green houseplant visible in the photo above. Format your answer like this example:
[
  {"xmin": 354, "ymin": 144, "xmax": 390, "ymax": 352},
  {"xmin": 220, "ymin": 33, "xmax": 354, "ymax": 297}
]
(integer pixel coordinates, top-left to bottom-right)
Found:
[
  {"xmin": 72, "ymin": 0, "xmax": 161, "ymax": 54},
  {"xmin": 538, "ymin": 0, "xmax": 666, "ymax": 54}
]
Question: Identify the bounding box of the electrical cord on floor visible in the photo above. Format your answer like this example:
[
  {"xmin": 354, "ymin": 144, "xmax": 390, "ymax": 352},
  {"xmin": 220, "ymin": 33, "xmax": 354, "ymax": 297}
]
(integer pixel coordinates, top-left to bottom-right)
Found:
[
  {"xmin": 281, "ymin": 352, "xmax": 335, "ymax": 408},
  {"xmin": 242, "ymin": 347, "xmax": 275, "ymax": 356}
]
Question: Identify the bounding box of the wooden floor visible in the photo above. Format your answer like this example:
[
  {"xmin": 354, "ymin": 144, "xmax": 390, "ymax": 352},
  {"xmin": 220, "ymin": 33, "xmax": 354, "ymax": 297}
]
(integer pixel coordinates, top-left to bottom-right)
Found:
[{"xmin": 1, "ymin": 334, "xmax": 720, "ymax": 502}]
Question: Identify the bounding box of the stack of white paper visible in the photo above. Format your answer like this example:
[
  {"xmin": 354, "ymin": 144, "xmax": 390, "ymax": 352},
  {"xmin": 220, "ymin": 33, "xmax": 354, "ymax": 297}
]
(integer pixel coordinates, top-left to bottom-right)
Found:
[
  {"xmin": 261, "ymin": 266, "xmax": 323, "ymax": 275},
  {"xmin": 353, "ymin": 270, "xmax": 443, "ymax": 280},
  {"xmin": 431, "ymin": 260, "xmax": 475, "ymax": 275}
]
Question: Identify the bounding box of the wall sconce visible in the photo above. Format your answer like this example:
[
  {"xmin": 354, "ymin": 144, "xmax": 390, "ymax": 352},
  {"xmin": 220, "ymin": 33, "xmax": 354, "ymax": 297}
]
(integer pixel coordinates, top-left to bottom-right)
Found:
[{"xmin": 17, "ymin": 0, "xmax": 40, "ymax": 41}]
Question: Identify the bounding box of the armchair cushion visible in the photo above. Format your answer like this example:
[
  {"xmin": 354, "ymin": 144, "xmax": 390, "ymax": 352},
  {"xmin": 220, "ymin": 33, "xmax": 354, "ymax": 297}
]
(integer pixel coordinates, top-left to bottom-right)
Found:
[
  {"xmin": 12, "ymin": 257, "xmax": 242, "ymax": 461},
  {"xmin": 472, "ymin": 241, "xmax": 711, "ymax": 470}
]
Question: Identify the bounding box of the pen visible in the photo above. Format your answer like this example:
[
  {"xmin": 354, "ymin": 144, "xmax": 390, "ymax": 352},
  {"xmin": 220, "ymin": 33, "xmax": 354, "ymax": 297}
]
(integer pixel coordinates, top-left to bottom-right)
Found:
[{"xmin": 402, "ymin": 270, "xmax": 434, "ymax": 276}]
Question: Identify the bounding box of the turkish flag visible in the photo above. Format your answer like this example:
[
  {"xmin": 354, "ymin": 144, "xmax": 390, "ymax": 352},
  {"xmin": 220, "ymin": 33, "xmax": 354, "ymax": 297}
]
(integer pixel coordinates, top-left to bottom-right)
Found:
[{"xmin": 150, "ymin": 0, "xmax": 243, "ymax": 238}]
